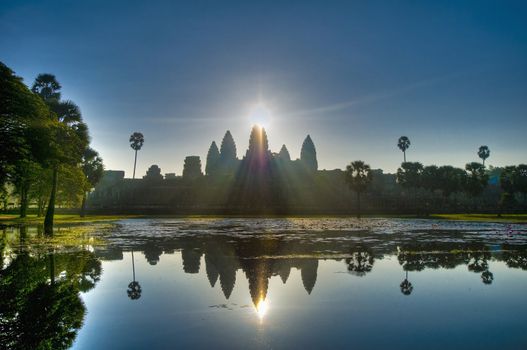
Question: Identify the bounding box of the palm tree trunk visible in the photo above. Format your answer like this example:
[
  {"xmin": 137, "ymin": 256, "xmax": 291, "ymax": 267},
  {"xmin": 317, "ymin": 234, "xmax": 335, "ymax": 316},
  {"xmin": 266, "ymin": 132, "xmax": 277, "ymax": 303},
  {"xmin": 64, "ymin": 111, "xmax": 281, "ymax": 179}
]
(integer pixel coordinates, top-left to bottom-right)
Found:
[
  {"xmin": 80, "ymin": 191, "xmax": 87, "ymax": 217},
  {"xmin": 403, "ymin": 151, "xmax": 406, "ymax": 163},
  {"xmin": 131, "ymin": 250, "xmax": 136, "ymax": 281},
  {"xmin": 133, "ymin": 149, "xmax": 138, "ymax": 179},
  {"xmin": 44, "ymin": 166, "xmax": 58, "ymax": 235}
]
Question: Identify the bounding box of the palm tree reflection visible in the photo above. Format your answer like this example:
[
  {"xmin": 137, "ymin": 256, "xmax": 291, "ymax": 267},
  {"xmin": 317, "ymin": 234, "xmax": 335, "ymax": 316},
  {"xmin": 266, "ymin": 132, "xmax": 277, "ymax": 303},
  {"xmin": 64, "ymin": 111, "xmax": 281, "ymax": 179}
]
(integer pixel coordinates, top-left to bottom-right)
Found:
[
  {"xmin": 346, "ymin": 245, "xmax": 374, "ymax": 277},
  {"xmin": 400, "ymin": 270, "xmax": 413, "ymax": 295},
  {"xmin": 127, "ymin": 250, "xmax": 142, "ymax": 300},
  {"xmin": 481, "ymin": 270, "xmax": 494, "ymax": 285}
]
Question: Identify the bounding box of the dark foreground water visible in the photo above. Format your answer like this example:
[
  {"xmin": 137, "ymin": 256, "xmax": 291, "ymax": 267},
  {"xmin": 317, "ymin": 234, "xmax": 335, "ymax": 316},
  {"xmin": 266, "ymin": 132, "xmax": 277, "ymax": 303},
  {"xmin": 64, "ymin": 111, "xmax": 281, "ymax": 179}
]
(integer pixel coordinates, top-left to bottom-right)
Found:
[{"xmin": 1, "ymin": 218, "xmax": 527, "ymax": 349}]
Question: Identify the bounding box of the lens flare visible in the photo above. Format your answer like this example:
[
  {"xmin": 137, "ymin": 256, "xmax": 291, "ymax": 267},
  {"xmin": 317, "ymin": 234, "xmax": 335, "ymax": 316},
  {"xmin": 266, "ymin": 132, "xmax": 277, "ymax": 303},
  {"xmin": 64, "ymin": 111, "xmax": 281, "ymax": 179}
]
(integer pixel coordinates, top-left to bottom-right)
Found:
[{"xmin": 248, "ymin": 104, "xmax": 272, "ymax": 129}]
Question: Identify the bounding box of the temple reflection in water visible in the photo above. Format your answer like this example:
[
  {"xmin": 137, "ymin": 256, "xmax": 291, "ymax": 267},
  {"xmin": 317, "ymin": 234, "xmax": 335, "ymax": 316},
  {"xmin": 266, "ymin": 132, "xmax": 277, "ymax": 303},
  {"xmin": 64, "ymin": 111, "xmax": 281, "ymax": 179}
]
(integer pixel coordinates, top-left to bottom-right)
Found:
[{"xmin": 86, "ymin": 221, "xmax": 527, "ymax": 305}]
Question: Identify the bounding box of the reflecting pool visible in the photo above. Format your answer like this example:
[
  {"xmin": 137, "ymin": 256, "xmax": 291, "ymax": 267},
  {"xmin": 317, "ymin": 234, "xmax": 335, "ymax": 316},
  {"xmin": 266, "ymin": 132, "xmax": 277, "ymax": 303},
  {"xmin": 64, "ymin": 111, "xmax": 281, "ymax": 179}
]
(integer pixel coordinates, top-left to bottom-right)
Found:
[{"xmin": 1, "ymin": 218, "xmax": 527, "ymax": 349}]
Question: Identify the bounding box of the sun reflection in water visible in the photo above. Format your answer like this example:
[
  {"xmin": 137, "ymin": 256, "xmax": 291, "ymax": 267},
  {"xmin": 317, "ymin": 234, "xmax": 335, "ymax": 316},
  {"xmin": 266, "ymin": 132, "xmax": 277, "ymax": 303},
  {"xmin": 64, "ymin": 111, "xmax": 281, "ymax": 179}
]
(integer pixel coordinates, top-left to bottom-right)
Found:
[{"xmin": 255, "ymin": 298, "xmax": 269, "ymax": 321}]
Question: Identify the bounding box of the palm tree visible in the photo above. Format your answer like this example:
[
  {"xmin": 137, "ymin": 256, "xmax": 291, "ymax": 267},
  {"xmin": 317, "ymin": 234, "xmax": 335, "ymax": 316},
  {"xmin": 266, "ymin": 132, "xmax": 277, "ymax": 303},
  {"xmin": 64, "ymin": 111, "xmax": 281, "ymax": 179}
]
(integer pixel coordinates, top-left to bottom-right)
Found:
[
  {"xmin": 127, "ymin": 251, "xmax": 142, "ymax": 300},
  {"xmin": 129, "ymin": 132, "xmax": 144, "ymax": 179},
  {"xmin": 478, "ymin": 145, "xmax": 490, "ymax": 166},
  {"xmin": 36, "ymin": 95, "xmax": 88, "ymax": 235},
  {"xmin": 31, "ymin": 73, "xmax": 61, "ymax": 101},
  {"xmin": 345, "ymin": 160, "xmax": 373, "ymax": 218},
  {"xmin": 397, "ymin": 136, "xmax": 411, "ymax": 163}
]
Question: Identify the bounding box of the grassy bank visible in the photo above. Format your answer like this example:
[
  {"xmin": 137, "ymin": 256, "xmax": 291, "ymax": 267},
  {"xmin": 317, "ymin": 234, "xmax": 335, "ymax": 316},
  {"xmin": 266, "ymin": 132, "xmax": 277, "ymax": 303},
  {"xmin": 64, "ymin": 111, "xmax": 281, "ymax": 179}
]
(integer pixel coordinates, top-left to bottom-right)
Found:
[
  {"xmin": 0, "ymin": 214, "xmax": 139, "ymax": 225},
  {"xmin": 428, "ymin": 214, "xmax": 527, "ymax": 223},
  {"xmin": 1, "ymin": 213, "xmax": 526, "ymax": 225}
]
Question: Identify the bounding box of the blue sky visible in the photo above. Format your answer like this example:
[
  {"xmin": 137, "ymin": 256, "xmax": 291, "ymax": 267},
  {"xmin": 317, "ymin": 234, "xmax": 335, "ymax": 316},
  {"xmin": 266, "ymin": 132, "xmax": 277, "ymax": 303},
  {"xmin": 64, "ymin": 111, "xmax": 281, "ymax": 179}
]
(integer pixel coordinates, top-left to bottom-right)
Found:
[{"xmin": 1, "ymin": 0, "xmax": 526, "ymax": 176}]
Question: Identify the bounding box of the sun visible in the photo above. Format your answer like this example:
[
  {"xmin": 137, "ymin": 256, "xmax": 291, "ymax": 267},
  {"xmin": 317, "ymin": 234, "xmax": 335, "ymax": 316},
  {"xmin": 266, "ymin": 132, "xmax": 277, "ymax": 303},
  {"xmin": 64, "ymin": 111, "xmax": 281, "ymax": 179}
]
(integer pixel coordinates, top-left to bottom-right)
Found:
[{"xmin": 248, "ymin": 103, "xmax": 272, "ymax": 129}]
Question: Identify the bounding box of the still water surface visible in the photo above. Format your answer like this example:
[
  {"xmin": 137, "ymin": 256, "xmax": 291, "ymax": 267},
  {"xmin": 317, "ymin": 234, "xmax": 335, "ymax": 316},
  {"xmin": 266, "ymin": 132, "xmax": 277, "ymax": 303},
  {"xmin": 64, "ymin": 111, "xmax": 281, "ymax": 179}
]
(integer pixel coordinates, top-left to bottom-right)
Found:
[{"xmin": 1, "ymin": 218, "xmax": 527, "ymax": 349}]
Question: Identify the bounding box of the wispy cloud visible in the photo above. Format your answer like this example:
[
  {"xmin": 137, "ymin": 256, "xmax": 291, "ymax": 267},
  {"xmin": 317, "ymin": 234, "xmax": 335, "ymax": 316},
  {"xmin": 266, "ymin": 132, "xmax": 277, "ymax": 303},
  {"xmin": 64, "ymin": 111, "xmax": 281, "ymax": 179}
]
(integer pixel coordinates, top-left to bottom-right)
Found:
[{"xmin": 281, "ymin": 71, "xmax": 465, "ymax": 120}]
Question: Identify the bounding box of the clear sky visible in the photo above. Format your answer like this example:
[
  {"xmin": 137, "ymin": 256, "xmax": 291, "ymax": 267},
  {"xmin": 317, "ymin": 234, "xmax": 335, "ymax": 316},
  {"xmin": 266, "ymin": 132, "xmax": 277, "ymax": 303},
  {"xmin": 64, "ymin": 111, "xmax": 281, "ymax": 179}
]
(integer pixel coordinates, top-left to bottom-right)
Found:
[{"xmin": 1, "ymin": 0, "xmax": 526, "ymax": 177}]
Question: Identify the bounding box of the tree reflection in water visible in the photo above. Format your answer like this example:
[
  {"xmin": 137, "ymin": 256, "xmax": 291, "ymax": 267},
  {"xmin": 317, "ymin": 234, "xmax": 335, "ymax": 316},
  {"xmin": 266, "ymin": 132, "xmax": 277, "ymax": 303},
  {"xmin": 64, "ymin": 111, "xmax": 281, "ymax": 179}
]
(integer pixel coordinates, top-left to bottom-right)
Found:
[
  {"xmin": 346, "ymin": 245, "xmax": 374, "ymax": 277},
  {"xmin": 481, "ymin": 270, "xmax": 494, "ymax": 285},
  {"xmin": 0, "ymin": 227, "xmax": 101, "ymax": 350},
  {"xmin": 127, "ymin": 250, "xmax": 142, "ymax": 300},
  {"xmin": 400, "ymin": 271, "xmax": 413, "ymax": 295}
]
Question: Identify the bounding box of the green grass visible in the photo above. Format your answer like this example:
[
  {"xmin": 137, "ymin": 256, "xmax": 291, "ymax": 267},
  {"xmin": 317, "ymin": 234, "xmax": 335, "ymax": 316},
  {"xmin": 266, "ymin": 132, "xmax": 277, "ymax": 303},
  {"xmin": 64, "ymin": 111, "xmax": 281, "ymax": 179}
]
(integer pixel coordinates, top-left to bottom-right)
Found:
[
  {"xmin": 429, "ymin": 213, "xmax": 527, "ymax": 223},
  {"xmin": 0, "ymin": 214, "xmax": 138, "ymax": 225},
  {"xmin": 1, "ymin": 213, "xmax": 526, "ymax": 225}
]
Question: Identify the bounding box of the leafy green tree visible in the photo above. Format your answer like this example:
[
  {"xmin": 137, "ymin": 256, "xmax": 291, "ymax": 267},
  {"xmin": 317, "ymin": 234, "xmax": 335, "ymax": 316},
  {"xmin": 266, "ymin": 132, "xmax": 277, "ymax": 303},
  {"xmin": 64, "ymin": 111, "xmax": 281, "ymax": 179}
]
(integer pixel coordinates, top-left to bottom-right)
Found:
[
  {"xmin": 396, "ymin": 162, "xmax": 424, "ymax": 213},
  {"xmin": 516, "ymin": 164, "xmax": 527, "ymax": 204},
  {"xmin": 499, "ymin": 166, "xmax": 520, "ymax": 210},
  {"xmin": 28, "ymin": 166, "xmax": 52, "ymax": 217},
  {"xmin": 396, "ymin": 162, "xmax": 423, "ymax": 189},
  {"xmin": 436, "ymin": 165, "xmax": 466, "ymax": 198},
  {"xmin": 397, "ymin": 136, "xmax": 411, "ymax": 162},
  {"xmin": 500, "ymin": 166, "xmax": 516, "ymax": 195},
  {"xmin": 464, "ymin": 162, "xmax": 489, "ymax": 197},
  {"xmin": 300, "ymin": 135, "xmax": 318, "ymax": 172},
  {"xmin": 11, "ymin": 160, "xmax": 36, "ymax": 218},
  {"xmin": 56, "ymin": 165, "xmax": 85, "ymax": 208},
  {"xmin": 478, "ymin": 145, "xmax": 490, "ymax": 166},
  {"xmin": 129, "ymin": 132, "xmax": 144, "ymax": 179},
  {"xmin": 422, "ymin": 165, "xmax": 440, "ymax": 192},
  {"xmin": 205, "ymin": 141, "xmax": 220, "ymax": 176},
  {"xmin": 80, "ymin": 148, "xmax": 104, "ymax": 217},
  {"xmin": 345, "ymin": 160, "xmax": 373, "ymax": 218},
  {"xmin": 0, "ymin": 63, "xmax": 53, "ymax": 217}
]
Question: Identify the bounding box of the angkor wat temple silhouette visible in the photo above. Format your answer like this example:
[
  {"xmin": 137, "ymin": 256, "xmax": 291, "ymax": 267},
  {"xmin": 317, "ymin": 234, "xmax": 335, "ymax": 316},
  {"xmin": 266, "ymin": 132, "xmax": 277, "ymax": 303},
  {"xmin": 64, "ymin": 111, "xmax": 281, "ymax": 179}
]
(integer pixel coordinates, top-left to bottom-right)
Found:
[
  {"xmin": 89, "ymin": 126, "xmax": 368, "ymax": 214},
  {"xmin": 87, "ymin": 125, "xmax": 502, "ymax": 214}
]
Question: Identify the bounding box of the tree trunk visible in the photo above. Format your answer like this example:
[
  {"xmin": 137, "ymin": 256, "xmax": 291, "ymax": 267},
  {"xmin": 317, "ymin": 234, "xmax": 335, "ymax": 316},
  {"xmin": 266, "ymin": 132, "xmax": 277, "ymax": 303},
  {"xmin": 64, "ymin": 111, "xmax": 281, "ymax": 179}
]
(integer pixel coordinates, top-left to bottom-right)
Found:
[
  {"xmin": 80, "ymin": 191, "xmax": 87, "ymax": 217},
  {"xmin": 133, "ymin": 149, "xmax": 138, "ymax": 179},
  {"xmin": 403, "ymin": 151, "xmax": 406, "ymax": 163},
  {"xmin": 44, "ymin": 166, "xmax": 58, "ymax": 235},
  {"xmin": 37, "ymin": 196, "xmax": 44, "ymax": 217},
  {"xmin": 19, "ymin": 183, "xmax": 29, "ymax": 218},
  {"xmin": 357, "ymin": 191, "xmax": 361, "ymax": 219}
]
